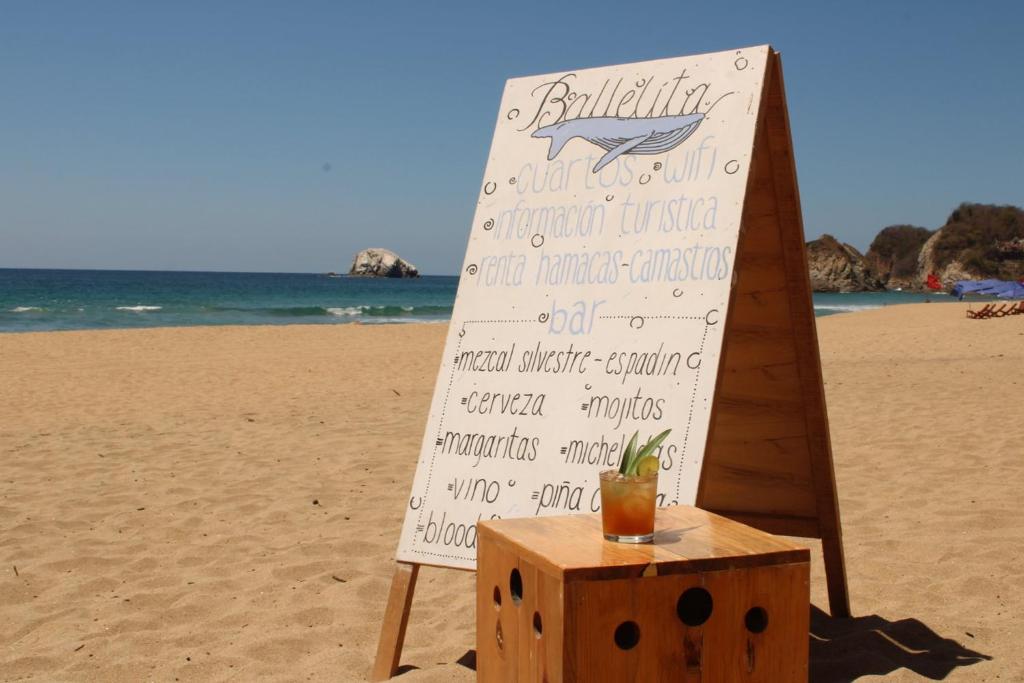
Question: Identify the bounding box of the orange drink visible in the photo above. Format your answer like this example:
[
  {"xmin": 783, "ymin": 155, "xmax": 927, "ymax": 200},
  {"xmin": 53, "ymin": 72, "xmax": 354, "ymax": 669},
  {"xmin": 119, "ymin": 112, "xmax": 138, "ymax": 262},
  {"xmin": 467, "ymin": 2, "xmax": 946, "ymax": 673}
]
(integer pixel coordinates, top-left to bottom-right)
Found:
[{"xmin": 599, "ymin": 470, "xmax": 658, "ymax": 543}]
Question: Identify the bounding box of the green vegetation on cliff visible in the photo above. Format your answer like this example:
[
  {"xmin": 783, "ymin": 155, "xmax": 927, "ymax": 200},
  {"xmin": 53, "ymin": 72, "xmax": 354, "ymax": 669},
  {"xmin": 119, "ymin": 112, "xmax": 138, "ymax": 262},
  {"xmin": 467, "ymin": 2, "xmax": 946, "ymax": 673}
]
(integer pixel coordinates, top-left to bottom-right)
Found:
[
  {"xmin": 931, "ymin": 203, "xmax": 1024, "ymax": 278},
  {"xmin": 866, "ymin": 225, "xmax": 934, "ymax": 283}
]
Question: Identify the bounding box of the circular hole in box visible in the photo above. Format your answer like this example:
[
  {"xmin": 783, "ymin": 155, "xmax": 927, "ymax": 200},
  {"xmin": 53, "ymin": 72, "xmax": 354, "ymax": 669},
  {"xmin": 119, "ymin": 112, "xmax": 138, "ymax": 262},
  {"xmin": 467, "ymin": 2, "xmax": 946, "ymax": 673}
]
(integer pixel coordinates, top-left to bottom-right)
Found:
[
  {"xmin": 745, "ymin": 606, "xmax": 768, "ymax": 633},
  {"xmin": 493, "ymin": 586, "xmax": 501, "ymax": 609},
  {"xmin": 533, "ymin": 611, "xmax": 543, "ymax": 638},
  {"xmin": 509, "ymin": 568, "xmax": 523, "ymax": 605},
  {"xmin": 614, "ymin": 621, "xmax": 640, "ymax": 650},
  {"xmin": 677, "ymin": 587, "xmax": 713, "ymax": 626}
]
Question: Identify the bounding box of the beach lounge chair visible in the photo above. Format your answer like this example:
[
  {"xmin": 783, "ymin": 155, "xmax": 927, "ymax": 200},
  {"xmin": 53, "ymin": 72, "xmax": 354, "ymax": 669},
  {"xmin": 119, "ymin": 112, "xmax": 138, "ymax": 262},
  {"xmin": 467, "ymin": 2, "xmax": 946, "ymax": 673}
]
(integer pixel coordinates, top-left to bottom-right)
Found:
[
  {"xmin": 966, "ymin": 304, "xmax": 995, "ymax": 319},
  {"xmin": 1007, "ymin": 301, "xmax": 1024, "ymax": 316},
  {"xmin": 990, "ymin": 303, "xmax": 1013, "ymax": 318}
]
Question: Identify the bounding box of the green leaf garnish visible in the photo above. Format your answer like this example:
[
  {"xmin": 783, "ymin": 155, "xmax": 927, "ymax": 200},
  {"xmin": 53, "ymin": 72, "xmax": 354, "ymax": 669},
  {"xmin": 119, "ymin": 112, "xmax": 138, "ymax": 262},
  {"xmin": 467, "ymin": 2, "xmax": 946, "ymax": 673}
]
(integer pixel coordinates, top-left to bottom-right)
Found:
[
  {"xmin": 619, "ymin": 431, "xmax": 639, "ymax": 475},
  {"xmin": 635, "ymin": 429, "xmax": 672, "ymax": 462},
  {"xmin": 618, "ymin": 429, "xmax": 672, "ymax": 476}
]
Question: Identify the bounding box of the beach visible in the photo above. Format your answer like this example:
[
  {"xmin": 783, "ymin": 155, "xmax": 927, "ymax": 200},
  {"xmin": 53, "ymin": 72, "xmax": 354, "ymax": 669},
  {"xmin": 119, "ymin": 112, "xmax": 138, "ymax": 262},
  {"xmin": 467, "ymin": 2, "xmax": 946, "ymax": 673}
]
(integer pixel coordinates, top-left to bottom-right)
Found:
[{"xmin": 1, "ymin": 302, "xmax": 1021, "ymax": 682}]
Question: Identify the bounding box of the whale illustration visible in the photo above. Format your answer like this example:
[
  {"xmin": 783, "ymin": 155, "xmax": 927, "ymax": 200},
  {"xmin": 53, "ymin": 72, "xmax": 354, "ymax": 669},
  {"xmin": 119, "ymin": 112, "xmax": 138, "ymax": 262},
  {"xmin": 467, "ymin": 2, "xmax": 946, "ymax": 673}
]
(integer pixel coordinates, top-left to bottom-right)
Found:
[{"xmin": 531, "ymin": 113, "xmax": 705, "ymax": 173}]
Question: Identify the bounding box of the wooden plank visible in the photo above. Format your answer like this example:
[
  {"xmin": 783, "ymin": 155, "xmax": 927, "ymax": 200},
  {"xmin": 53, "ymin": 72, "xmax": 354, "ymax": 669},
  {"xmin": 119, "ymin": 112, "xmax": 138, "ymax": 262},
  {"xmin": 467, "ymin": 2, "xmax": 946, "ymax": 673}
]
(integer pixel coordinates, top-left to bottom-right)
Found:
[
  {"xmin": 477, "ymin": 506, "xmax": 809, "ymax": 582},
  {"xmin": 717, "ymin": 363, "xmax": 805, "ymax": 401},
  {"xmin": 697, "ymin": 563, "xmax": 810, "ymax": 680},
  {"xmin": 734, "ymin": 269, "xmax": 790, "ymax": 297},
  {"xmin": 700, "ymin": 449, "xmax": 816, "ymax": 514},
  {"xmin": 719, "ymin": 334, "xmax": 798, "ymax": 369},
  {"xmin": 562, "ymin": 580, "xmax": 585, "ymax": 682},
  {"xmin": 566, "ymin": 563, "xmax": 809, "ymax": 681},
  {"xmin": 735, "ymin": 204, "xmax": 784, "ymax": 249},
  {"xmin": 567, "ymin": 573, "xmax": 698, "ymax": 681},
  {"xmin": 711, "ymin": 410, "xmax": 807, "ymax": 437},
  {"xmin": 497, "ymin": 554, "xmax": 563, "ymax": 682},
  {"xmin": 708, "ymin": 434, "xmax": 815, "ymax": 479},
  {"xmin": 714, "ymin": 393, "xmax": 804, "ymax": 418},
  {"xmin": 701, "ymin": 440, "xmax": 815, "ymax": 480},
  {"xmin": 477, "ymin": 536, "xmax": 518, "ymax": 681},
  {"xmin": 711, "ymin": 421, "xmax": 810, "ymax": 444},
  {"xmin": 702, "ymin": 510, "xmax": 820, "ymax": 538},
  {"xmin": 536, "ymin": 566, "xmax": 564, "ymax": 681},
  {"xmin": 718, "ymin": 343, "xmax": 797, "ymax": 374},
  {"xmin": 698, "ymin": 466, "xmax": 817, "ymax": 519},
  {"xmin": 369, "ymin": 562, "xmax": 420, "ymax": 681},
  {"xmin": 516, "ymin": 558, "xmax": 538, "ymax": 679}
]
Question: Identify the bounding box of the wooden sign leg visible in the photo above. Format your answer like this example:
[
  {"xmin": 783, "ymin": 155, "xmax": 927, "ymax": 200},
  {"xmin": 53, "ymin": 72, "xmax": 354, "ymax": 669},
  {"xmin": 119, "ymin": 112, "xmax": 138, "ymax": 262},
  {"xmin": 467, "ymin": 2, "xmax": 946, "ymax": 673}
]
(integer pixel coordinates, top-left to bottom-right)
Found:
[
  {"xmin": 821, "ymin": 529, "xmax": 851, "ymax": 618},
  {"xmin": 370, "ymin": 561, "xmax": 420, "ymax": 681}
]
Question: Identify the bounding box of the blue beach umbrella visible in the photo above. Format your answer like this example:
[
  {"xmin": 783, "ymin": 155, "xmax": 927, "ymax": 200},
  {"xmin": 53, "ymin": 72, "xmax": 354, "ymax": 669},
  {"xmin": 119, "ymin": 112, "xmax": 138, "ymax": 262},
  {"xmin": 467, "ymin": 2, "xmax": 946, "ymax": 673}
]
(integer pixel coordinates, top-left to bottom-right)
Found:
[{"xmin": 952, "ymin": 279, "xmax": 1024, "ymax": 300}]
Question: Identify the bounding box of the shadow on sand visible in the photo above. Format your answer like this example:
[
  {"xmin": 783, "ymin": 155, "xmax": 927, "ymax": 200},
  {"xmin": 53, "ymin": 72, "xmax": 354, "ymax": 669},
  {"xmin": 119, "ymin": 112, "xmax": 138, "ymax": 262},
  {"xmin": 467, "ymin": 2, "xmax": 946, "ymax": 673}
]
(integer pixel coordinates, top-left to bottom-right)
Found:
[
  {"xmin": 810, "ymin": 605, "xmax": 991, "ymax": 681},
  {"xmin": 423, "ymin": 608, "xmax": 991, "ymax": 680}
]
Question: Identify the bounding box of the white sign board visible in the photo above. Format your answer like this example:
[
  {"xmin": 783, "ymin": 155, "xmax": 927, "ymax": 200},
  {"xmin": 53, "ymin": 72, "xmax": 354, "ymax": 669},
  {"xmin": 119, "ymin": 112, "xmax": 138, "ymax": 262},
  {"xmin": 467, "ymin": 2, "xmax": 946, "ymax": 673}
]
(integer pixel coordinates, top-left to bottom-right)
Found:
[{"xmin": 399, "ymin": 46, "xmax": 770, "ymax": 569}]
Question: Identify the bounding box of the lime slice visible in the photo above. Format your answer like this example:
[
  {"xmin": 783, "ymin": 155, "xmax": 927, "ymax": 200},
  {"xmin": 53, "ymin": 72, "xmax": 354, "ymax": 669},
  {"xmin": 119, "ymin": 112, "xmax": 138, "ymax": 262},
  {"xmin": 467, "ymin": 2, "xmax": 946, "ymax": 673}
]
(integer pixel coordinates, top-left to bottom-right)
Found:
[{"xmin": 636, "ymin": 455, "xmax": 659, "ymax": 476}]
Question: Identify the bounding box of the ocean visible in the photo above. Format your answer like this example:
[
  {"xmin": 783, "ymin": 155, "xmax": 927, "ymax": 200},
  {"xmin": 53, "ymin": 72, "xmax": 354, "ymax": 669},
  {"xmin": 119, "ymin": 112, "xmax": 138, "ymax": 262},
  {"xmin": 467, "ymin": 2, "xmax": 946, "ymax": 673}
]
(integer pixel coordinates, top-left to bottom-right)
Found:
[{"xmin": 0, "ymin": 268, "xmax": 960, "ymax": 333}]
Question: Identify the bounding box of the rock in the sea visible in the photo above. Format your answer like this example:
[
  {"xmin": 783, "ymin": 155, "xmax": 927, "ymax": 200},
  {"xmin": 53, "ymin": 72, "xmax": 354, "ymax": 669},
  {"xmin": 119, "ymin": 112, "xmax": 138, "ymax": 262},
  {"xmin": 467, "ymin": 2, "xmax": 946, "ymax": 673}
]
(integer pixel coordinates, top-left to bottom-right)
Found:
[
  {"xmin": 348, "ymin": 248, "xmax": 420, "ymax": 278},
  {"xmin": 805, "ymin": 234, "xmax": 883, "ymax": 292}
]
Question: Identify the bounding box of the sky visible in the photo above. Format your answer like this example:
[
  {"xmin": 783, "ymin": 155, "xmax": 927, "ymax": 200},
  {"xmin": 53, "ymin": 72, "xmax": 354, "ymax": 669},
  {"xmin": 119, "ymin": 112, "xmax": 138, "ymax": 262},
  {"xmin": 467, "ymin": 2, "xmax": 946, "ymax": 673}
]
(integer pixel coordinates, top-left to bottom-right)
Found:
[{"xmin": 2, "ymin": 0, "xmax": 1022, "ymax": 275}]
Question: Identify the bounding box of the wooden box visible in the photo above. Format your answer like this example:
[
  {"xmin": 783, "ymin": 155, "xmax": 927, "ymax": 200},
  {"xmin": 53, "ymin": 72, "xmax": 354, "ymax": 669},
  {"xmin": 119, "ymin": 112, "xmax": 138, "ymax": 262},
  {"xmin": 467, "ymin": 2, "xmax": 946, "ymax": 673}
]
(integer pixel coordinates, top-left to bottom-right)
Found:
[{"xmin": 476, "ymin": 506, "xmax": 810, "ymax": 682}]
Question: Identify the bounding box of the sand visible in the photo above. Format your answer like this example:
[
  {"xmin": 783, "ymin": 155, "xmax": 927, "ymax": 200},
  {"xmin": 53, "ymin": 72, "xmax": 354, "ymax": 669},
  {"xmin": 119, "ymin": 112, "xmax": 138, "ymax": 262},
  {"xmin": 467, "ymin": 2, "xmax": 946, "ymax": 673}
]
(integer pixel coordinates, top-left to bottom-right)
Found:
[{"xmin": 0, "ymin": 302, "xmax": 1021, "ymax": 682}]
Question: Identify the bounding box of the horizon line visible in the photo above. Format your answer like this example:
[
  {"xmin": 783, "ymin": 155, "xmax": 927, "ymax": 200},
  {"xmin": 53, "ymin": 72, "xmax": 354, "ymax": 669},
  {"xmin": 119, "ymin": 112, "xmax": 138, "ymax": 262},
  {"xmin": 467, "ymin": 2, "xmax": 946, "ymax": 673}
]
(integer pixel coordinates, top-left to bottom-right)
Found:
[{"xmin": 0, "ymin": 266, "xmax": 461, "ymax": 278}]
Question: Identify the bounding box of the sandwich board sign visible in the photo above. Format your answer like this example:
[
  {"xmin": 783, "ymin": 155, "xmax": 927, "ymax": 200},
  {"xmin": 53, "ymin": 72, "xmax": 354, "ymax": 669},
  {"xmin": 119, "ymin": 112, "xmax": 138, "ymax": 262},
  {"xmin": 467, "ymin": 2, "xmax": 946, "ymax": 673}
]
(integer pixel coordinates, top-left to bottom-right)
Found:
[{"xmin": 374, "ymin": 45, "xmax": 849, "ymax": 680}]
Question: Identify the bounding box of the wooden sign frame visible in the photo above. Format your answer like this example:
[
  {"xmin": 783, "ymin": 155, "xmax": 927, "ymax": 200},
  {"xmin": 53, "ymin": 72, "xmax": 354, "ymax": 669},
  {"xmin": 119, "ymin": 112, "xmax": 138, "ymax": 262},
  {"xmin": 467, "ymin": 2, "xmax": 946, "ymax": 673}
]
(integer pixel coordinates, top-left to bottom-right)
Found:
[{"xmin": 371, "ymin": 49, "xmax": 849, "ymax": 681}]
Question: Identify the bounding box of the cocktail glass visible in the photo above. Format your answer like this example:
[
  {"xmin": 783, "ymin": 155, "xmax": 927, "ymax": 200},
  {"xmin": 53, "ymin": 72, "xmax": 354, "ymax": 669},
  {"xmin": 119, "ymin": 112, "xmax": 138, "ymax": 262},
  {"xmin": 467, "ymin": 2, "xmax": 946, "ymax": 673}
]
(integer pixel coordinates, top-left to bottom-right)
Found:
[{"xmin": 599, "ymin": 469, "xmax": 658, "ymax": 543}]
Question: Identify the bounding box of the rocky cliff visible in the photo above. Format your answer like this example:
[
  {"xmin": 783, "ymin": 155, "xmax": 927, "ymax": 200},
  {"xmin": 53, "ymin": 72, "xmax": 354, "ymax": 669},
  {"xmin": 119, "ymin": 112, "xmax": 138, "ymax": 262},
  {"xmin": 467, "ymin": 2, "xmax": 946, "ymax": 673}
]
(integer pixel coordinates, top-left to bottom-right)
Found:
[
  {"xmin": 924, "ymin": 204, "xmax": 1024, "ymax": 286},
  {"xmin": 805, "ymin": 234, "xmax": 882, "ymax": 292},
  {"xmin": 807, "ymin": 203, "xmax": 1024, "ymax": 292},
  {"xmin": 348, "ymin": 248, "xmax": 420, "ymax": 278},
  {"xmin": 863, "ymin": 225, "xmax": 934, "ymax": 290}
]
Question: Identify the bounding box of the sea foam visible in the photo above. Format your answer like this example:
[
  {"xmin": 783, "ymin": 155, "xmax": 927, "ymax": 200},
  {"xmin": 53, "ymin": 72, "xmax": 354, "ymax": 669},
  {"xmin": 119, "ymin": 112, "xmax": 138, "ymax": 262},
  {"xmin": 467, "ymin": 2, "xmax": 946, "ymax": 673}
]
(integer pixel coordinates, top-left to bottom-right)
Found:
[
  {"xmin": 813, "ymin": 304, "xmax": 882, "ymax": 313},
  {"xmin": 116, "ymin": 305, "xmax": 163, "ymax": 312},
  {"xmin": 327, "ymin": 307, "xmax": 363, "ymax": 316},
  {"xmin": 11, "ymin": 306, "xmax": 41, "ymax": 312},
  {"xmin": 360, "ymin": 317, "xmax": 449, "ymax": 325}
]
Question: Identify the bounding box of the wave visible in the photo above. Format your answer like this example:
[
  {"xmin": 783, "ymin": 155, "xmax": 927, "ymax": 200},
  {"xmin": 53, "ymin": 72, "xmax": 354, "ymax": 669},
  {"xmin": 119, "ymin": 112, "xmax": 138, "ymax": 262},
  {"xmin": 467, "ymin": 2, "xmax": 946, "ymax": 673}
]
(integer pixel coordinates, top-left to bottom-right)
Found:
[
  {"xmin": 359, "ymin": 317, "xmax": 450, "ymax": 325},
  {"xmin": 346, "ymin": 304, "xmax": 452, "ymax": 317},
  {"xmin": 11, "ymin": 306, "xmax": 42, "ymax": 312},
  {"xmin": 329, "ymin": 304, "xmax": 451, "ymax": 317},
  {"xmin": 813, "ymin": 304, "xmax": 882, "ymax": 313},
  {"xmin": 116, "ymin": 305, "xmax": 163, "ymax": 312},
  {"xmin": 211, "ymin": 304, "xmax": 452, "ymax": 318}
]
